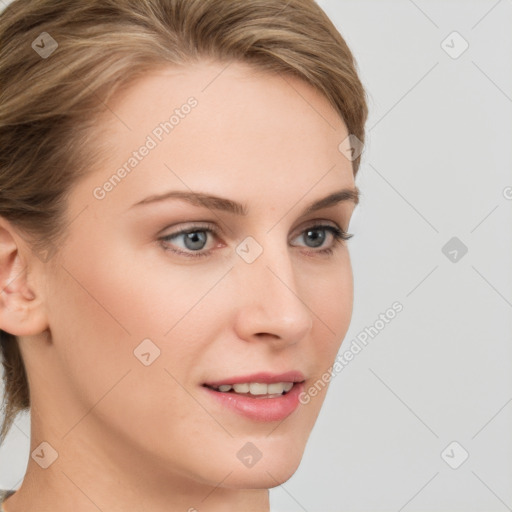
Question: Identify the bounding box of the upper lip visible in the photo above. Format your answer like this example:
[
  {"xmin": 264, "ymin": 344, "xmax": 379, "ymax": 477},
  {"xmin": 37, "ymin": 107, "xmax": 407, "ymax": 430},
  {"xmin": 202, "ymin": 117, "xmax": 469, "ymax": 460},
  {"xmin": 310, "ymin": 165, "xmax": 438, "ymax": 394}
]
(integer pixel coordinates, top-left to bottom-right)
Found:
[{"xmin": 203, "ymin": 371, "xmax": 306, "ymax": 388}]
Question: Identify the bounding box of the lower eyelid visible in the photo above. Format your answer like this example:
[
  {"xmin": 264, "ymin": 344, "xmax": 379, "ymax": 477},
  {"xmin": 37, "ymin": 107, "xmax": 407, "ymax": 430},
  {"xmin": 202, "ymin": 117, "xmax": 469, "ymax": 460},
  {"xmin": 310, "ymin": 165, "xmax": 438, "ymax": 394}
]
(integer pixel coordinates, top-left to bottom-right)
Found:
[{"xmin": 159, "ymin": 224, "xmax": 348, "ymax": 256}]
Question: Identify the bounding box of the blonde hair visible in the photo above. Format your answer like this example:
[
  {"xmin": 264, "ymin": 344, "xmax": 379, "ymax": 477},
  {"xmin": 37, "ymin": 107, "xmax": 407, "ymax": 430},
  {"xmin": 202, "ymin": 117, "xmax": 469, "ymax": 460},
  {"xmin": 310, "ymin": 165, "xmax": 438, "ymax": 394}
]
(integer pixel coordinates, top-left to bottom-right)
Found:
[{"xmin": 0, "ymin": 0, "xmax": 368, "ymax": 445}]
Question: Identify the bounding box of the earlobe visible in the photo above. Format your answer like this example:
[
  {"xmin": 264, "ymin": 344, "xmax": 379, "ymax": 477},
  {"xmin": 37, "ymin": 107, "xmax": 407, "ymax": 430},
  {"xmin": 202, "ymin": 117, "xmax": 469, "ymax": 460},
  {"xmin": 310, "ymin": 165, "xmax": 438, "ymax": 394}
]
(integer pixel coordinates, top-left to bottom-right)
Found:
[{"xmin": 0, "ymin": 218, "xmax": 49, "ymax": 337}]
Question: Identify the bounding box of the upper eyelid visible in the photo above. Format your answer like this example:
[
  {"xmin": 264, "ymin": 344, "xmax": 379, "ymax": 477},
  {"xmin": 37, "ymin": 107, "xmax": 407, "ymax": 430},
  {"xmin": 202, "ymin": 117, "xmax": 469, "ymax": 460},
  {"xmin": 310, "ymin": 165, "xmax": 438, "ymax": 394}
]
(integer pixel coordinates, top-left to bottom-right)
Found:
[
  {"xmin": 161, "ymin": 218, "xmax": 344, "ymax": 236},
  {"xmin": 160, "ymin": 221, "xmax": 346, "ymax": 250}
]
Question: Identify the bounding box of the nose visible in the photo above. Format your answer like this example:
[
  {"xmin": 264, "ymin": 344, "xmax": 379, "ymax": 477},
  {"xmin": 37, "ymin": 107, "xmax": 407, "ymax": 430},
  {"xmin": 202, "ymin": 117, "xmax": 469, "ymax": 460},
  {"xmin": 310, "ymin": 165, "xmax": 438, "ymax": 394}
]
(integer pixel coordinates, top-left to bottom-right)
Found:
[{"xmin": 232, "ymin": 240, "xmax": 313, "ymax": 348}]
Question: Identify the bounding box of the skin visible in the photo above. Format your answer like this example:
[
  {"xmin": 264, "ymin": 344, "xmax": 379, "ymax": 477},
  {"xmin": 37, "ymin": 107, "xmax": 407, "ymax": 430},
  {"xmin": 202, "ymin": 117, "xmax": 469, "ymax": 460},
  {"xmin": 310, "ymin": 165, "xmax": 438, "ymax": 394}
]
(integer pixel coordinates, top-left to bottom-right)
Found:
[{"xmin": 0, "ymin": 60, "xmax": 358, "ymax": 512}]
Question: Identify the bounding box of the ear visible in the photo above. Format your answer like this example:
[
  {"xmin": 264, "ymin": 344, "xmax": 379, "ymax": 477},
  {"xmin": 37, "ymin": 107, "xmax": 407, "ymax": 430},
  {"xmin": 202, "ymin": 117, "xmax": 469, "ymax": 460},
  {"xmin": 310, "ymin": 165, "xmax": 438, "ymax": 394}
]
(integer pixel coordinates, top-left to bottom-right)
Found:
[{"xmin": 0, "ymin": 217, "xmax": 49, "ymax": 337}]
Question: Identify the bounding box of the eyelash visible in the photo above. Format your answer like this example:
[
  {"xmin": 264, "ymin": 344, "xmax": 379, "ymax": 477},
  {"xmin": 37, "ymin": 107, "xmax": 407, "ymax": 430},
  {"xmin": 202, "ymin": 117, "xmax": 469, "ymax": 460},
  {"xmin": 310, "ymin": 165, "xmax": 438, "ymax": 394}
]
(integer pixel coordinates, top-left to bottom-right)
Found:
[{"xmin": 159, "ymin": 222, "xmax": 353, "ymax": 259}]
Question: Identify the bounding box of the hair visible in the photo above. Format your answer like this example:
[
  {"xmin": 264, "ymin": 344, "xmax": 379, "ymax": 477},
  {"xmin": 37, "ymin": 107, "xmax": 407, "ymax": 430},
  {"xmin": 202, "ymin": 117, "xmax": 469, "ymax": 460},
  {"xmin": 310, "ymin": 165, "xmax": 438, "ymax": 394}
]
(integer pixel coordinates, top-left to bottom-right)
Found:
[{"xmin": 0, "ymin": 0, "xmax": 368, "ymax": 445}]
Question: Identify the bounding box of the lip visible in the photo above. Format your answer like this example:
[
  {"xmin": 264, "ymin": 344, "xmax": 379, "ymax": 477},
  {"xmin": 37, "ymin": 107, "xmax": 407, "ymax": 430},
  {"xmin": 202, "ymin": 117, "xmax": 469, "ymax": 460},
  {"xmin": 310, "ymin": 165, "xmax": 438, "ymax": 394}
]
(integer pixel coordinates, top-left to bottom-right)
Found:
[
  {"xmin": 203, "ymin": 370, "xmax": 305, "ymax": 388},
  {"xmin": 202, "ymin": 382, "xmax": 305, "ymax": 422},
  {"xmin": 201, "ymin": 372, "xmax": 306, "ymax": 423}
]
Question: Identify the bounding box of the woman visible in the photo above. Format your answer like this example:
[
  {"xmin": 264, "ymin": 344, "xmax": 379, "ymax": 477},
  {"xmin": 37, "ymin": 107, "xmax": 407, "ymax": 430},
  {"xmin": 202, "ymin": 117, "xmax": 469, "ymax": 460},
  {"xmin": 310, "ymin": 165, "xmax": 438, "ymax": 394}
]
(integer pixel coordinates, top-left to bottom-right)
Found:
[{"xmin": 0, "ymin": 0, "xmax": 367, "ymax": 510}]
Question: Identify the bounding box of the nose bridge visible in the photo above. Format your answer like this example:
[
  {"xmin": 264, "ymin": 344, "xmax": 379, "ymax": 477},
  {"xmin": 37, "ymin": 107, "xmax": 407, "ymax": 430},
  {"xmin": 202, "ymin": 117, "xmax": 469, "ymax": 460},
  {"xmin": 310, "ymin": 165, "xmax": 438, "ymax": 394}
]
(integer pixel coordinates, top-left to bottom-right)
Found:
[{"xmin": 233, "ymin": 234, "xmax": 313, "ymax": 344}]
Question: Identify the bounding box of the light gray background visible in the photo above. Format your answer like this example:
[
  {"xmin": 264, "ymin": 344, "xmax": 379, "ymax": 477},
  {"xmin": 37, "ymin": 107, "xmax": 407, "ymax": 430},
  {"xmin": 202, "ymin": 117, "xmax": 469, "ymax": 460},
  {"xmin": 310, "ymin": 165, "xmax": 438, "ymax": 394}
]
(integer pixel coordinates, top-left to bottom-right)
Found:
[{"xmin": 1, "ymin": 1, "xmax": 511, "ymax": 511}]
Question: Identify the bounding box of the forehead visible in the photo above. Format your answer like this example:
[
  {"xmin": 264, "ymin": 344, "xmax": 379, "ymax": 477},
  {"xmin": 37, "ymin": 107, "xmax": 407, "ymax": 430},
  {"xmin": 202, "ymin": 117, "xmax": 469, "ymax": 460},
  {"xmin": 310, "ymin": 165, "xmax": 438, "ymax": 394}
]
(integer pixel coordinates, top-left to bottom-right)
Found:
[
  {"xmin": 72, "ymin": 61, "xmax": 355, "ymax": 215},
  {"xmin": 106, "ymin": 60, "xmax": 345, "ymax": 127}
]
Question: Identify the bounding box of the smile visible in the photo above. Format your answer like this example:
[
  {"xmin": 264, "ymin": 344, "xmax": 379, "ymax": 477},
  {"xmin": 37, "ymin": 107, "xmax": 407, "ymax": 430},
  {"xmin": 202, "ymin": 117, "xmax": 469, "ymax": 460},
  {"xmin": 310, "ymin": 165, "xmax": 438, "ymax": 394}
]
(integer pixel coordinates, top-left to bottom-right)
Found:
[
  {"xmin": 204, "ymin": 381, "xmax": 294, "ymax": 398},
  {"xmin": 201, "ymin": 371, "xmax": 306, "ymax": 422}
]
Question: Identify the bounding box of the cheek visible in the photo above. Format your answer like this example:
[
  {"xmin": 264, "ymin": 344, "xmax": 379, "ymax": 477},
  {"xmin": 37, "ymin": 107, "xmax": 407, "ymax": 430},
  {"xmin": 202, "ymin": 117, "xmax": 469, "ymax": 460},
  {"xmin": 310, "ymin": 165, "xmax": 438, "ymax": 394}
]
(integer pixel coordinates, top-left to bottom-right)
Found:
[
  {"xmin": 46, "ymin": 247, "xmax": 224, "ymax": 462},
  {"xmin": 297, "ymin": 253, "xmax": 353, "ymax": 412},
  {"xmin": 47, "ymin": 236, "xmax": 226, "ymax": 408},
  {"xmin": 45, "ymin": 252, "xmax": 147, "ymax": 411},
  {"xmin": 303, "ymin": 253, "xmax": 354, "ymax": 345}
]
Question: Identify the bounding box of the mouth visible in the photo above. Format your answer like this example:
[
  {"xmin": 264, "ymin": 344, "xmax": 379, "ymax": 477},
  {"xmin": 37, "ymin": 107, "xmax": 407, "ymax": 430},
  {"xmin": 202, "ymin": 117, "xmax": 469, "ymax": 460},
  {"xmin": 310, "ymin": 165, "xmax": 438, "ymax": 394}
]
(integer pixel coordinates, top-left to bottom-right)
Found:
[
  {"xmin": 202, "ymin": 381, "xmax": 297, "ymax": 399},
  {"xmin": 201, "ymin": 371, "xmax": 306, "ymax": 422}
]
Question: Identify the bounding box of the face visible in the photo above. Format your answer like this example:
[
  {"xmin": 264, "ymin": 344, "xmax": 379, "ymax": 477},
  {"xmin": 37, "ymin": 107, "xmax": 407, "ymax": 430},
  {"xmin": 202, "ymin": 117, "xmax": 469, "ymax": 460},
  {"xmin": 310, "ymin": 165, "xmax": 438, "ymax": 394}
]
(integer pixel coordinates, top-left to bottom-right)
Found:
[{"xmin": 24, "ymin": 60, "xmax": 357, "ymax": 491}]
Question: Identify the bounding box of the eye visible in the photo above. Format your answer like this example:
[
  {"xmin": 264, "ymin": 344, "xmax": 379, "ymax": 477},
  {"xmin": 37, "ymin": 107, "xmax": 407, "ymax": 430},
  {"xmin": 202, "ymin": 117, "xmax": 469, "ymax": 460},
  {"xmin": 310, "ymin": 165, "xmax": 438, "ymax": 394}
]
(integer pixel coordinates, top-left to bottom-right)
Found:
[
  {"xmin": 158, "ymin": 222, "xmax": 353, "ymax": 259},
  {"xmin": 291, "ymin": 223, "xmax": 353, "ymax": 254},
  {"xmin": 159, "ymin": 223, "xmax": 220, "ymax": 258}
]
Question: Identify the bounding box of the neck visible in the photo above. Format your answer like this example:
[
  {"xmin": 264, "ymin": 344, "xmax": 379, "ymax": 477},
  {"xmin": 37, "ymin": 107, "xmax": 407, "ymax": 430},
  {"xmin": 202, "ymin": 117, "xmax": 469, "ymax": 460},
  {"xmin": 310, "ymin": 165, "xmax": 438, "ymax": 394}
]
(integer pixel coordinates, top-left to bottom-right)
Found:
[
  {"xmin": 5, "ymin": 468, "xmax": 270, "ymax": 512},
  {"xmin": 4, "ymin": 409, "xmax": 271, "ymax": 512}
]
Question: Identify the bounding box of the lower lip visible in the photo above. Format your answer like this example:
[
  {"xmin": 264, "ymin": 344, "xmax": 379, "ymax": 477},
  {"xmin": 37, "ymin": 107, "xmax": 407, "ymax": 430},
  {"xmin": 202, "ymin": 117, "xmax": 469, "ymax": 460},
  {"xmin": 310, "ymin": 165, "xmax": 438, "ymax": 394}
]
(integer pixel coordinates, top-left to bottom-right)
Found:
[{"xmin": 202, "ymin": 382, "xmax": 305, "ymax": 422}]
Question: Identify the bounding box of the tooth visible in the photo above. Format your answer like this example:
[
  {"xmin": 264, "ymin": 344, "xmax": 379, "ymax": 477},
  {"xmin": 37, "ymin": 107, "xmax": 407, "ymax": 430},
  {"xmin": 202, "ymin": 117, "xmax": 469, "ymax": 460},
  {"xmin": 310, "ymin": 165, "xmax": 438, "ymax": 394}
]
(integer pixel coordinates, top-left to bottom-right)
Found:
[
  {"xmin": 217, "ymin": 381, "xmax": 295, "ymax": 395},
  {"xmin": 233, "ymin": 383, "xmax": 250, "ymax": 393},
  {"xmin": 267, "ymin": 382, "xmax": 285, "ymax": 394},
  {"xmin": 249, "ymin": 383, "xmax": 268, "ymax": 395}
]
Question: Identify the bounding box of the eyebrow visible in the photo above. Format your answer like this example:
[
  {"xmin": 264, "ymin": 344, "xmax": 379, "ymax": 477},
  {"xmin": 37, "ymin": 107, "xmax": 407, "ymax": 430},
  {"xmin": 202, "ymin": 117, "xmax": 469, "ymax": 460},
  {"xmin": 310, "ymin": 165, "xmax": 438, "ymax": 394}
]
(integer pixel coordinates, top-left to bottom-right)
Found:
[{"xmin": 129, "ymin": 187, "xmax": 359, "ymax": 215}]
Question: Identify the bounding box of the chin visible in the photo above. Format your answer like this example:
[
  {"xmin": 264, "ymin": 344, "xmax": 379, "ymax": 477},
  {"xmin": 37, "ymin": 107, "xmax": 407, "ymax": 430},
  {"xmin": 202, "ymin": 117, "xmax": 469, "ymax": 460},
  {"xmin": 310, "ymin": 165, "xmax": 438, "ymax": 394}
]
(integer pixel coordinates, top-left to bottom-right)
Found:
[
  {"xmin": 219, "ymin": 444, "xmax": 305, "ymax": 490},
  {"xmin": 223, "ymin": 464, "xmax": 302, "ymax": 490}
]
